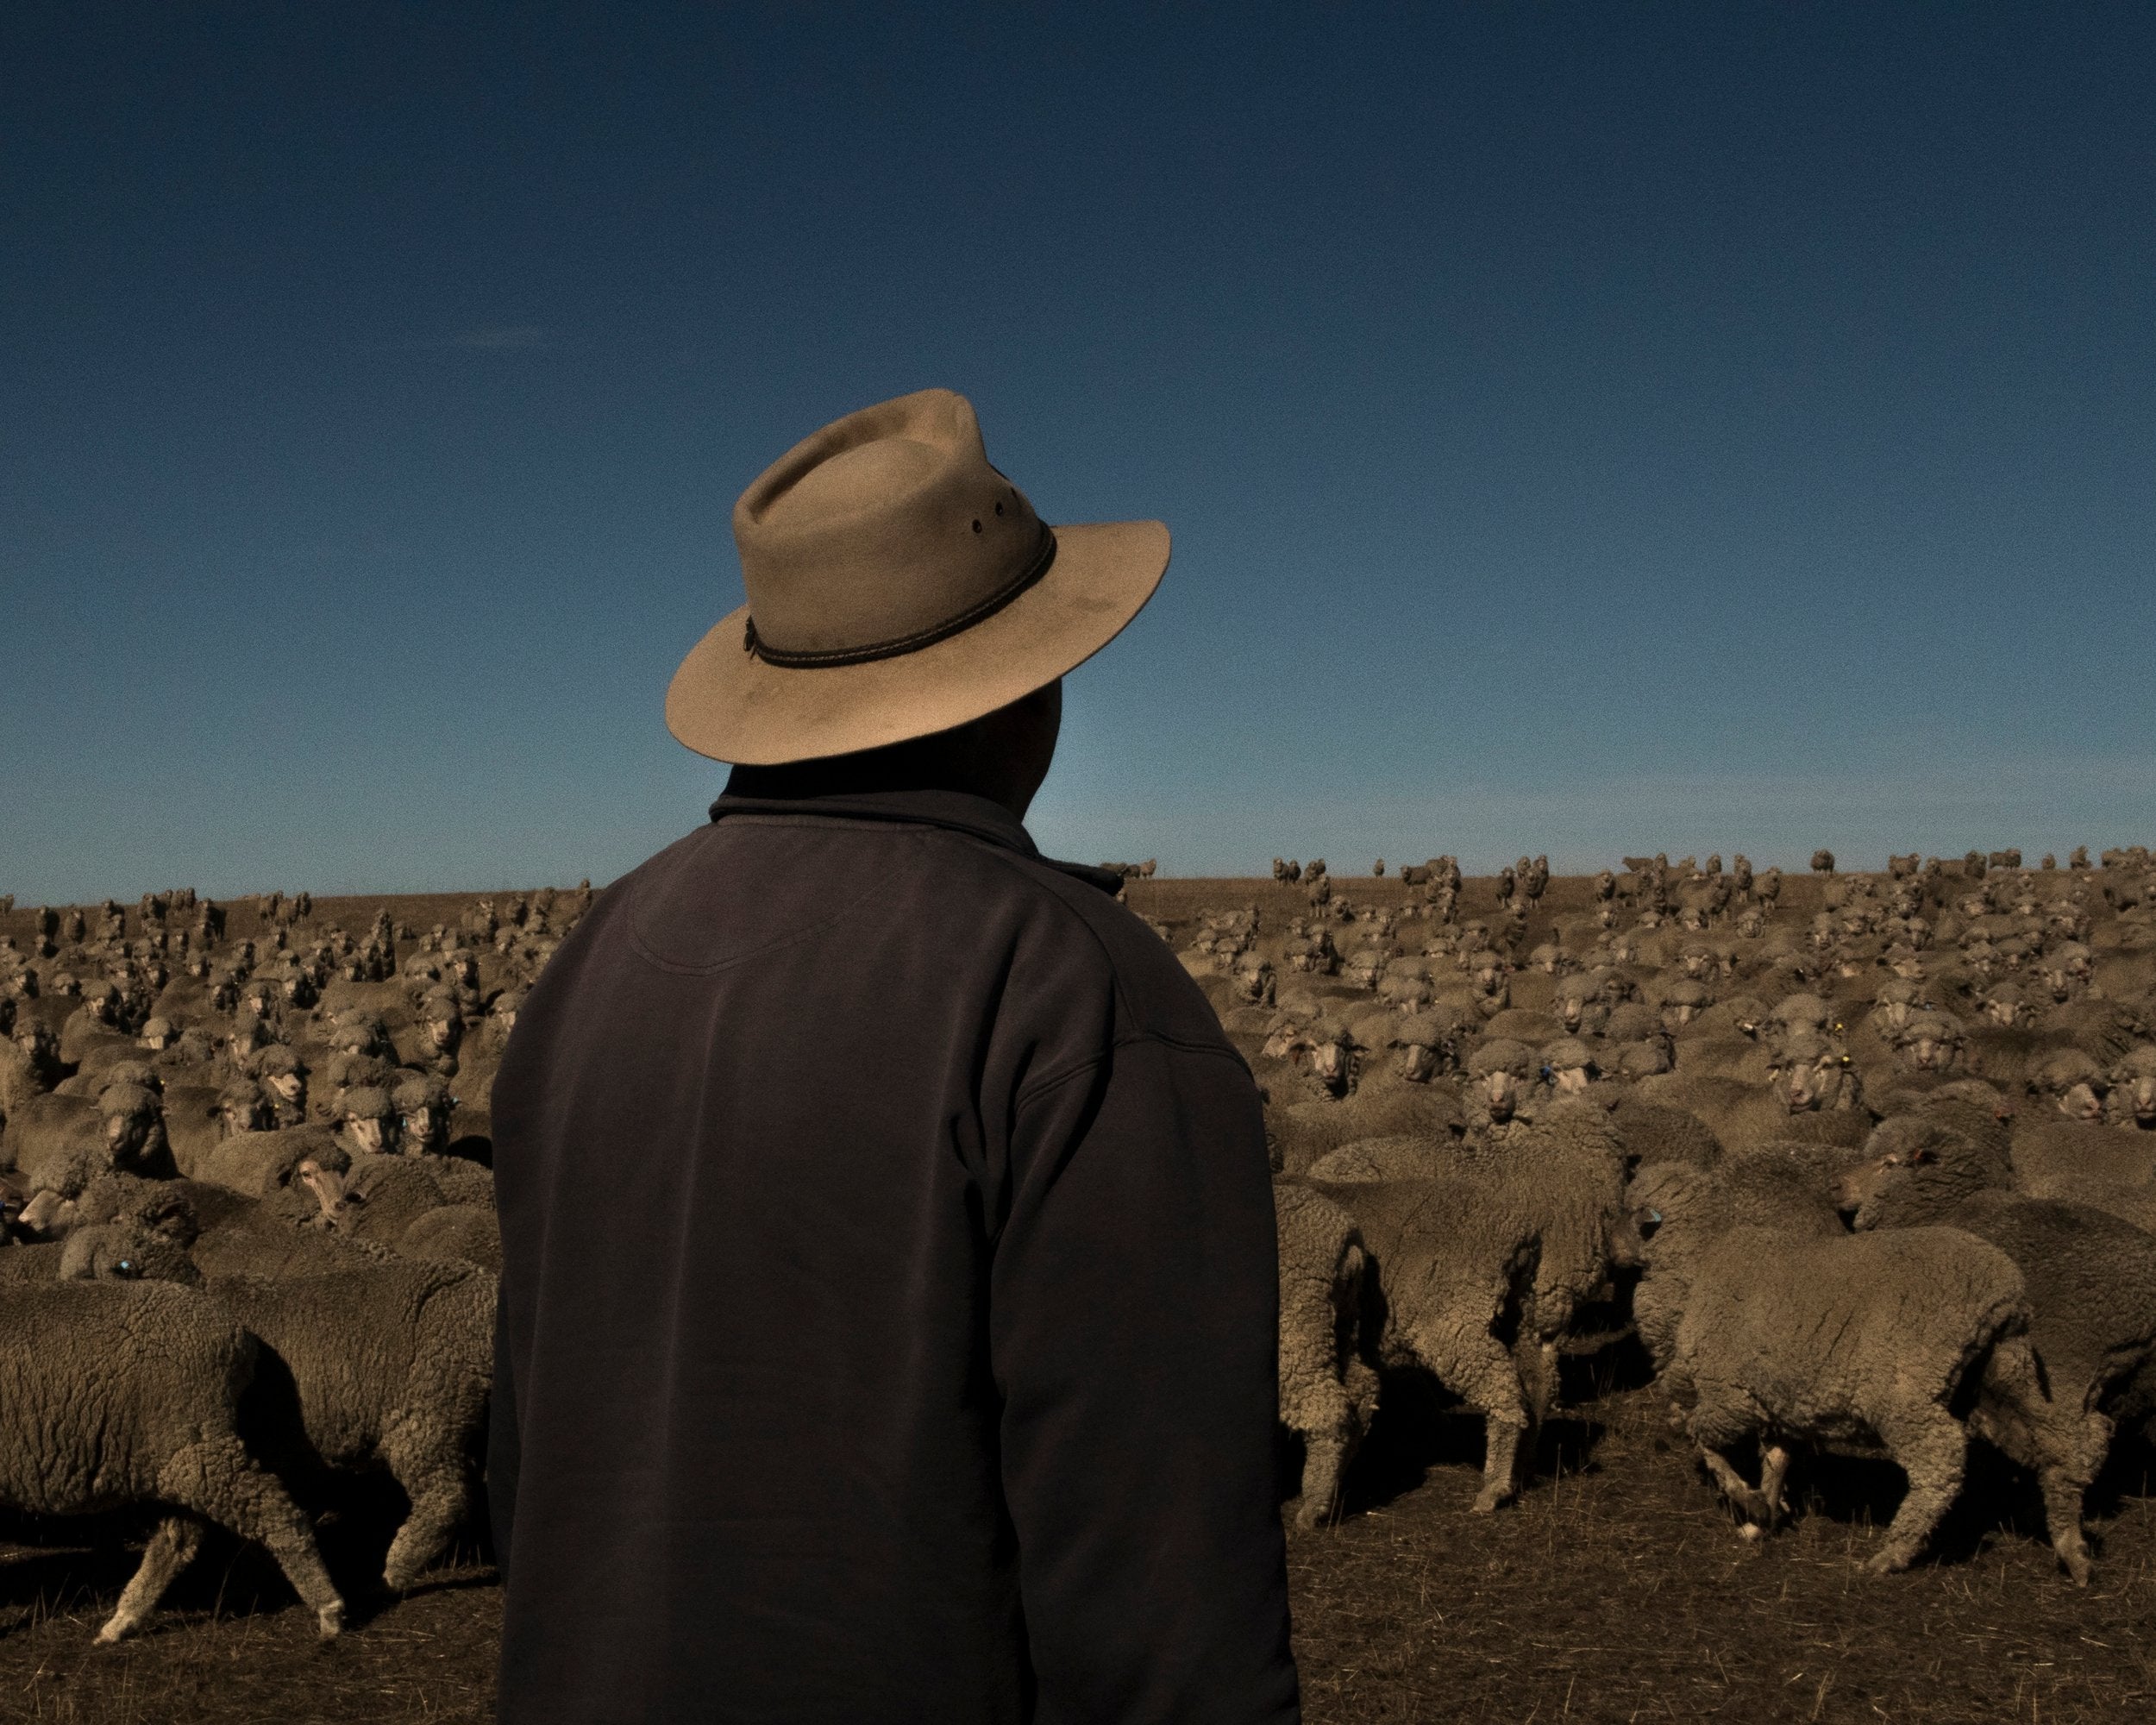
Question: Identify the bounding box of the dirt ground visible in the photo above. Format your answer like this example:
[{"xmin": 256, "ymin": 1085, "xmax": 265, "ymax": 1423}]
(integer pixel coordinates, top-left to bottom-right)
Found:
[
  {"xmin": 5, "ymin": 870, "xmax": 2151, "ymax": 1722},
  {"xmin": 4, "ymin": 1362, "xmax": 2151, "ymax": 1724}
]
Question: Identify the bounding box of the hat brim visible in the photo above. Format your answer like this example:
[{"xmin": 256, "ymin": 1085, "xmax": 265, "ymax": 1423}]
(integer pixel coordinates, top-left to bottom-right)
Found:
[{"xmin": 665, "ymin": 518, "xmax": 1169, "ymax": 764}]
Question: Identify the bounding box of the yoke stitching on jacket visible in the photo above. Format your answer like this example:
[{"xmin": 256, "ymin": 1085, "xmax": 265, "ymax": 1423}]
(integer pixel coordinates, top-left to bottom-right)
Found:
[{"xmin": 622, "ymin": 829, "xmax": 921, "ymax": 975}]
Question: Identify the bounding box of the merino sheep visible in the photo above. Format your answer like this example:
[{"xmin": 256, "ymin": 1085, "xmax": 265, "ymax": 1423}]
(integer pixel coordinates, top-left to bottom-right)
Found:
[
  {"xmin": 0, "ymin": 1084, "xmax": 167, "ymax": 1199},
  {"xmin": 1838, "ymin": 1130, "xmax": 2156, "ymax": 1583},
  {"xmin": 1310, "ymin": 1104, "xmax": 1640, "ymax": 1512},
  {"xmin": 1273, "ymin": 1182, "xmax": 1382, "ymax": 1528},
  {"xmin": 1625, "ymin": 1145, "xmax": 1853, "ymax": 1375},
  {"xmin": 66, "ymin": 1240, "xmax": 496, "ymax": 1593},
  {"xmin": 0, "ymin": 1279, "xmax": 345, "ymax": 1640},
  {"xmin": 1673, "ymin": 1224, "xmax": 2033, "ymax": 1572}
]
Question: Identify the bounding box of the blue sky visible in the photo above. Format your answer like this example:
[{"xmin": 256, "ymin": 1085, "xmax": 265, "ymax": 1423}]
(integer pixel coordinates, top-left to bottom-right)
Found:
[{"xmin": 4, "ymin": 3, "xmax": 2151, "ymax": 900}]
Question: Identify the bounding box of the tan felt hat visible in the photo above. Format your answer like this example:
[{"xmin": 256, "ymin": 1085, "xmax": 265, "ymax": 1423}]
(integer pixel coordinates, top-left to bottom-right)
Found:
[{"xmin": 667, "ymin": 387, "xmax": 1169, "ymax": 764}]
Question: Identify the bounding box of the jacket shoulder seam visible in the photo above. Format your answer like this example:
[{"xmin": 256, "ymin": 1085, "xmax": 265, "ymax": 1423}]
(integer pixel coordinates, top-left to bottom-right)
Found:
[{"xmin": 1013, "ymin": 1031, "xmax": 1252, "ymax": 1113}]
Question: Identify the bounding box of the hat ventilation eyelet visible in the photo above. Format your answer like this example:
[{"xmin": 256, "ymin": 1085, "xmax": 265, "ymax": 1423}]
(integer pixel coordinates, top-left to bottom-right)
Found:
[{"xmin": 971, "ymin": 519, "xmax": 982, "ymax": 533}]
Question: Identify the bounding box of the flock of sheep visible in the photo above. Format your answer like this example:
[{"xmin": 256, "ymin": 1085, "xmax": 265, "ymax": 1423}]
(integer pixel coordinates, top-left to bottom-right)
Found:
[
  {"xmin": 0, "ymin": 883, "xmax": 582, "ymax": 1642},
  {"xmin": 1175, "ymin": 845, "xmax": 2156, "ymax": 1589},
  {"xmin": 5, "ymin": 837, "xmax": 2156, "ymax": 1654}
]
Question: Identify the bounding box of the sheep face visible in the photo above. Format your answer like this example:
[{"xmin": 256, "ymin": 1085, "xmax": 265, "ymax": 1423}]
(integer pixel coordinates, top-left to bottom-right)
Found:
[
  {"xmin": 2055, "ymin": 1080, "xmax": 2107, "ymax": 1123},
  {"xmin": 1343, "ymin": 955, "xmax": 1384, "ymax": 991},
  {"xmin": 220, "ymin": 1093, "xmax": 269, "ymax": 1137},
  {"xmin": 2105, "ymin": 1070, "xmax": 2156, "ymax": 1126},
  {"xmin": 1832, "ymin": 1141, "xmax": 1940, "ymax": 1230},
  {"xmin": 103, "ymin": 1105, "xmax": 157, "ymax": 1164},
  {"xmin": 1546, "ymin": 1060, "xmax": 1593, "ymax": 1096},
  {"xmin": 295, "ymin": 1158, "xmax": 351, "ymax": 1226},
  {"xmin": 1395, "ymin": 1041, "xmax": 1440, "ymax": 1083},
  {"xmin": 398, "ymin": 1103, "xmax": 448, "ymax": 1151},
  {"xmin": 1482, "ymin": 1069, "xmax": 1523, "ymax": 1122},
  {"xmin": 1895, "ymin": 1017, "xmax": 1963, "ymax": 1073},
  {"xmin": 1307, "ymin": 1034, "xmax": 1353, "ymax": 1097},
  {"xmin": 17, "ymin": 1190, "xmax": 77, "ymax": 1238},
  {"xmin": 1232, "ymin": 958, "xmax": 1275, "ymax": 1005},
  {"xmin": 1605, "ymin": 1206, "xmax": 1652, "ymax": 1274},
  {"xmin": 1771, "ymin": 1046, "xmax": 1857, "ymax": 1113}
]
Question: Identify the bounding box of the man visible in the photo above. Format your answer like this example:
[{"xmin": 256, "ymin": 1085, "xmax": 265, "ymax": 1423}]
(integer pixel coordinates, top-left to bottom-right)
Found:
[{"xmin": 490, "ymin": 388, "xmax": 1297, "ymax": 1723}]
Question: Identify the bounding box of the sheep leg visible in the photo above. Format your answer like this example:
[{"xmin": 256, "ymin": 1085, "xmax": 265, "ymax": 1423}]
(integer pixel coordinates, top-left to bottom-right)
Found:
[
  {"xmin": 1757, "ymin": 1443, "xmax": 1794, "ymax": 1523},
  {"xmin": 1413, "ymin": 1319, "xmax": 1532, "ymax": 1512},
  {"xmin": 1866, "ymin": 1410, "xmax": 1967, "ymax": 1574},
  {"xmin": 380, "ymin": 1422, "xmax": 475, "ymax": 1590},
  {"xmin": 2036, "ymin": 1461, "xmax": 2096, "ymax": 1586},
  {"xmin": 1294, "ymin": 1428, "xmax": 1350, "ymax": 1531},
  {"xmin": 94, "ymin": 1515, "xmax": 204, "ymax": 1645},
  {"xmin": 156, "ymin": 1436, "xmax": 345, "ymax": 1637},
  {"xmin": 1971, "ymin": 1340, "xmax": 2102, "ymax": 1585},
  {"xmin": 1687, "ymin": 1385, "xmax": 1777, "ymax": 1528},
  {"xmin": 1695, "ymin": 1446, "xmax": 1777, "ymax": 1528},
  {"xmin": 1476, "ymin": 1412, "xmax": 1531, "ymax": 1513}
]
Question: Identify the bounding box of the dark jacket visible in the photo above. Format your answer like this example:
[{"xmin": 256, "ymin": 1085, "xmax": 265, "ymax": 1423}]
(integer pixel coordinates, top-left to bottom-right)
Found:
[{"xmin": 489, "ymin": 785, "xmax": 1298, "ymax": 1724}]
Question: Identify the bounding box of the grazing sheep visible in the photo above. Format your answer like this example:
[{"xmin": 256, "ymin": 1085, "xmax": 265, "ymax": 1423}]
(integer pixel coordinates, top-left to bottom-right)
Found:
[
  {"xmin": 193, "ymin": 1122, "xmax": 349, "ymax": 1201},
  {"xmin": 1265, "ymin": 1071, "xmax": 1466, "ymax": 1178},
  {"xmin": 1305, "ymin": 1135, "xmax": 1458, "ymax": 1184},
  {"xmin": 1630, "ymin": 1063, "xmax": 1865, "ymax": 1157},
  {"xmin": 0, "ymin": 1083, "xmax": 166, "ymax": 1199},
  {"xmin": 63, "ymin": 1208, "xmax": 497, "ymax": 1590},
  {"xmin": 1549, "ymin": 975, "xmax": 1612, "ymax": 1038},
  {"xmin": 1310, "ymin": 1104, "xmax": 1640, "ymax": 1512},
  {"xmin": 1604, "ymin": 1098, "xmax": 1726, "ymax": 1171},
  {"xmin": 1273, "ymin": 1182, "xmax": 1382, "ymax": 1528},
  {"xmin": 395, "ymin": 1201, "xmax": 503, "ymax": 1273},
  {"xmin": 1672, "ymin": 1223, "xmax": 2033, "ymax": 1573},
  {"xmin": 1837, "ymin": 1126, "xmax": 2156, "ymax": 1583},
  {"xmin": 0, "ymin": 1279, "xmax": 345, "ymax": 1640},
  {"xmin": 2103, "ymin": 1044, "xmax": 2156, "ymax": 1127},
  {"xmin": 297, "ymin": 1149, "xmax": 476, "ymax": 1259},
  {"xmin": 1626, "ymin": 1145, "xmax": 1853, "ymax": 1375},
  {"xmin": 2007, "ymin": 1119, "xmax": 2156, "ymax": 1229}
]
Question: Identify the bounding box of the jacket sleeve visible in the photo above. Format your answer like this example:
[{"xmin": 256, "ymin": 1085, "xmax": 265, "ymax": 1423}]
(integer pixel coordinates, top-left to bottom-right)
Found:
[{"xmin": 989, "ymin": 1034, "xmax": 1300, "ymax": 1725}]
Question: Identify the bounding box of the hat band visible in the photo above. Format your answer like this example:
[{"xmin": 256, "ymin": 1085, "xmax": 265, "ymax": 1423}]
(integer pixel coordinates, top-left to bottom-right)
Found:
[{"xmin": 743, "ymin": 524, "xmax": 1058, "ymax": 668}]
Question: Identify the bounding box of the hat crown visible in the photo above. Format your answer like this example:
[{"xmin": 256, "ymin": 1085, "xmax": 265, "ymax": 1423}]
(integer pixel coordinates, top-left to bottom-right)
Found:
[{"xmin": 733, "ymin": 388, "xmax": 1047, "ymax": 658}]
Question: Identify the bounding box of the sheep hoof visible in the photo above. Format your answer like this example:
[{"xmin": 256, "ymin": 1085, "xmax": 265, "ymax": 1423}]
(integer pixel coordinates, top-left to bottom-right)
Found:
[
  {"xmin": 1739, "ymin": 1521, "xmax": 1764, "ymax": 1543},
  {"xmin": 94, "ymin": 1619, "xmax": 130, "ymax": 1647},
  {"xmin": 1862, "ymin": 1548, "xmax": 1911, "ymax": 1575},
  {"xmin": 1470, "ymin": 1487, "xmax": 1511, "ymax": 1514},
  {"xmin": 316, "ymin": 1602, "xmax": 346, "ymax": 1640}
]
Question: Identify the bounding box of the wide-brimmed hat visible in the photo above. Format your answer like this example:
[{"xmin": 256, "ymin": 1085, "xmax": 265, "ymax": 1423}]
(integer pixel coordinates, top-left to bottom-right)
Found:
[{"xmin": 667, "ymin": 387, "xmax": 1170, "ymax": 764}]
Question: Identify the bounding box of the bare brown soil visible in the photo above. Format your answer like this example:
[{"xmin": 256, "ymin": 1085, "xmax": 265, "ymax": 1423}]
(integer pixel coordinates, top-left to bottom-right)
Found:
[{"xmin": 4, "ymin": 1369, "xmax": 2151, "ymax": 1723}]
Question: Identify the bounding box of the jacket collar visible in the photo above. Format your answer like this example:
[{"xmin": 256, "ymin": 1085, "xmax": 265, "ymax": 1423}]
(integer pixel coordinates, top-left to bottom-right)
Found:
[{"xmin": 708, "ymin": 782, "xmax": 1126, "ymax": 896}]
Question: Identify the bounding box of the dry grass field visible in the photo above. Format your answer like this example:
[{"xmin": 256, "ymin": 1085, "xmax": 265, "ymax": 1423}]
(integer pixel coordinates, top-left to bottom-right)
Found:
[{"xmin": 3, "ymin": 870, "xmax": 2153, "ymax": 1723}]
